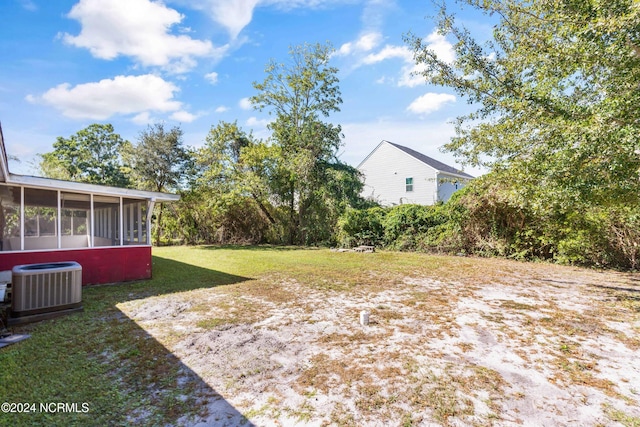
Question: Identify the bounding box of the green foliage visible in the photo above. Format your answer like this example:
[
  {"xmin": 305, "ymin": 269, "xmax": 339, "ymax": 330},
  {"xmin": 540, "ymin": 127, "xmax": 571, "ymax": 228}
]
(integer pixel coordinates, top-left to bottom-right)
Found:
[
  {"xmin": 125, "ymin": 123, "xmax": 194, "ymax": 193},
  {"xmin": 124, "ymin": 123, "xmax": 194, "ymax": 246},
  {"xmin": 406, "ymin": 0, "xmax": 640, "ymax": 207},
  {"xmin": 250, "ymin": 42, "xmax": 363, "ymax": 244},
  {"xmin": 338, "ymin": 204, "xmax": 451, "ymax": 252},
  {"xmin": 442, "ymin": 175, "xmax": 640, "ymax": 268},
  {"xmin": 337, "ymin": 207, "xmax": 386, "ymax": 248},
  {"xmin": 39, "ymin": 123, "xmax": 131, "ymax": 187},
  {"xmin": 170, "ymin": 43, "xmax": 366, "ymax": 246},
  {"xmin": 336, "ymin": 179, "xmax": 640, "ymax": 269},
  {"xmin": 165, "ymin": 189, "xmax": 271, "ymax": 245},
  {"xmin": 382, "ymin": 204, "xmax": 448, "ymax": 249},
  {"xmin": 400, "ymin": 0, "xmax": 640, "ymax": 269}
]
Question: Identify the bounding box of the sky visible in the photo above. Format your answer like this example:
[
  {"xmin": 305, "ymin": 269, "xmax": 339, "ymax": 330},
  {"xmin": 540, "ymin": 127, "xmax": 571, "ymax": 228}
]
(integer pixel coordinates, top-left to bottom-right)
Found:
[{"xmin": 0, "ymin": 0, "xmax": 491, "ymax": 177}]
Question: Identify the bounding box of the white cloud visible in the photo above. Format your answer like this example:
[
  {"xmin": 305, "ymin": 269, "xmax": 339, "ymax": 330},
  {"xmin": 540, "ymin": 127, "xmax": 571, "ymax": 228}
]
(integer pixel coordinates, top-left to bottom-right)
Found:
[
  {"xmin": 170, "ymin": 110, "xmax": 200, "ymax": 122},
  {"xmin": 339, "ymin": 29, "xmax": 454, "ymax": 88},
  {"xmin": 336, "ymin": 31, "xmax": 382, "ymax": 56},
  {"xmin": 215, "ymin": 106, "xmax": 229, "ymax": 113},
  {"xmin": 63, "ymin": 0, "xmax": 220, "ymax": 72},
  {"xmin": 239, "ymin": 97, "xmax": 253, "ymax": 110},
  {"xmin": 27, "ymin": 74, "xmax": 183, "ymax": 120},
  {"xmin": 190, "ymin": 0, "xmax": 358, "ymax": 39},
  {"xmin": 356, "ymin": 32, "xmax": 382, "ymax": 51},
  {"xmin": 132, "ymin": 112, "xmax": 152, "ymax": 125},
  {"xmin": 362, "ymin": 44, "xmax": 412, "ymax": 64},
  {"xmin": 198, "ymin": 0, "xmax": 260, "ymax": 39},
  {"xmin": 397, "ymin": 31, "xmax": 455, "ymax": 87},
  {"xmin": 407, "ymin": 92, "xmax": 456, "ymax": 115},
  {"xmin": 424, "ymin": 31, "xmax": 455, "ymax": 64},
  {"xmin": 205, "ymin": 72, "xmax": 219, "ymax": 84},
  {"xmin": 398, "ymin": 62, "xmax": 426, "ymax": 87},
  {"xmin": 246, "ymin": 116, "xmax": 270, "ymax": 128}
]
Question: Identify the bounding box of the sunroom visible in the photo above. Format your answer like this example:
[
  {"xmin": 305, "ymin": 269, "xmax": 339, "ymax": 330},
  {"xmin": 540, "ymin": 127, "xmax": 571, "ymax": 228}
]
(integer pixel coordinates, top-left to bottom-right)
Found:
[{"xmin": 0, "ymin": 125, "xmax": 179, "ymax": 285}]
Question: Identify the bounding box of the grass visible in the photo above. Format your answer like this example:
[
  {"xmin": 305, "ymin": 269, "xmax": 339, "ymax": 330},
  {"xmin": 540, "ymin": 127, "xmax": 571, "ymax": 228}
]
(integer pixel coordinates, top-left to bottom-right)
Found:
[{"xmin": 0, "ymin": 245, "xmax": 639, "ymax": 426}]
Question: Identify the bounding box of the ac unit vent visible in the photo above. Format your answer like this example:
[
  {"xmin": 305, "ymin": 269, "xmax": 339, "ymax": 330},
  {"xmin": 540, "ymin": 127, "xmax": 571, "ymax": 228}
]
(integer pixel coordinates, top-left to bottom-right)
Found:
[{"xmin": 12, "ymin": 262, "xmax": 82, "ymax": 316}]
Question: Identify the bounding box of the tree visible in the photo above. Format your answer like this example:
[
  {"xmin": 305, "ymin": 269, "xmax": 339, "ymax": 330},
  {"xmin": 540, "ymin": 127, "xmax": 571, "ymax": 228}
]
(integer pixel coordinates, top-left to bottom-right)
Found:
[
  {"xmin": 40, "ymin": 123, "xmax": 131, "ymax": 187},
  {"xmin": 126, "ymin": 123, "xmax": 192, "ymax": 193},
  {"xmin": 199, "ymin": 121, "xmax": 278, "ymax": 224},
  {"xmin": 125, "ymin": 123, "xmax": 193, "ymax": 245},
  {"xmin": 405, "ymin": 0, "xmax": 640, "ymax": 208},
  {"xmin": 251, "ymin": 42, "xmax": 359, "ymax": 244},
  {"xmin": 404, "ymin": 0, "xmax": 640, "ymax": 266},
  {"xmin": 189, "ymin": 121, "xmax": 276, "ymax": 243}
]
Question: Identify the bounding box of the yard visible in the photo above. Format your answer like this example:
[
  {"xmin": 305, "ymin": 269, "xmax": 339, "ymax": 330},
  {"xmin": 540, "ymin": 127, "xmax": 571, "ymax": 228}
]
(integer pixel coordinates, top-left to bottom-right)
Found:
[{"xmin": 1, "ymin": 246, "xmax": 639, "ymax": 426}]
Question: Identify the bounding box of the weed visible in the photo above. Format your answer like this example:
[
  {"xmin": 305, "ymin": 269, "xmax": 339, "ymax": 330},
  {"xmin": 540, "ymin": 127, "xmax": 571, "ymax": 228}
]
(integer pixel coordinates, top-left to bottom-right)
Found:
[{"xmin": 603, "ymin": 403, "xmax": 640, "ymax": 427}]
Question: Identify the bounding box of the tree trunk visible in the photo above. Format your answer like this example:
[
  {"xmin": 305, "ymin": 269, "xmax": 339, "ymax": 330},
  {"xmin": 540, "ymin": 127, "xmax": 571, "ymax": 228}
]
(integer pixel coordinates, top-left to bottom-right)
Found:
[{"xmin": 251, "ymin": 193, "xmax": 276, "ymax": 225}]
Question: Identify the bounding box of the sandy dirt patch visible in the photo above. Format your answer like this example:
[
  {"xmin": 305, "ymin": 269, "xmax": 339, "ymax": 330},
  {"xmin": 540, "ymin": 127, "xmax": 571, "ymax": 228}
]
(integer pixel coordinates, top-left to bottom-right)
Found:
[{"xmin": 118, "ymin": 261, "xmax": 640, "ymax": 426}]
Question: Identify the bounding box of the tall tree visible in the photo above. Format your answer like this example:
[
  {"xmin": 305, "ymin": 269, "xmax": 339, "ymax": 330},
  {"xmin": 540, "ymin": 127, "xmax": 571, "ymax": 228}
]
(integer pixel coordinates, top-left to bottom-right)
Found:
[
  {"xmin": 126, "ymin": 123, "xmax": 192, "ymax": 193},
  {"xmin": 251, "ymin": 42, "xmax": 353, "ymax": 244},
  {"xmin": 187, "ymin": 121, "xmax": 277, "ymax": 244},
  {"xmin": 125, "ymin": 123, "xmax": 193, "ymax": 245},
  {"xmin": 197, "ymin": 121, "xmax": 277, "ymax": 224},
  {"xmin": 405, "ymin": 0, "xmax": 640, "ymax": 208},
  {"xmin": 40, "ymin": 123, "xmax": 131, "ymax": 187}
]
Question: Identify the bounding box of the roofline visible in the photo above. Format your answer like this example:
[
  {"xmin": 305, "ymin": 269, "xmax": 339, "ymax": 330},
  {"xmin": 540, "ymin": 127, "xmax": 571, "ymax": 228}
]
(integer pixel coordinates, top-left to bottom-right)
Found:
[
  {"xmin": 5, "ymin": 173, "xmax": 180, "ymax": 202},
  {"xmin": 436, "ymin": 171, "xmax": 475, "ymax": 181},
  {"xmin": 356, "ymin": 140, "xmax": 386, "ymax": 169},
  {"xmin": 384, "ymin": 140, "xmax": 441, "ymax": 173},
  {"xmin": 358, "ymin": 140, "xmax": 474, "ymax": 179}
]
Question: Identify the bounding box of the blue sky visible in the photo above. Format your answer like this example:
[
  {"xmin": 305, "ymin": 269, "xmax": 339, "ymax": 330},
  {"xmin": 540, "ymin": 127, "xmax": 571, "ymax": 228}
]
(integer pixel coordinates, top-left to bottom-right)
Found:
[{"xmin": 0, "ymin": 0, "xmax": 489, "ymax": 177}]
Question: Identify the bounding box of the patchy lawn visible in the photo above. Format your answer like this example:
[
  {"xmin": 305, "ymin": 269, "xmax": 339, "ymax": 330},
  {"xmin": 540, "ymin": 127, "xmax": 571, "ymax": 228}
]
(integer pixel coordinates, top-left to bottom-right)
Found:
[{"xmin": 2, "ymin": 246, "xmax": 639, "ymax": 426}]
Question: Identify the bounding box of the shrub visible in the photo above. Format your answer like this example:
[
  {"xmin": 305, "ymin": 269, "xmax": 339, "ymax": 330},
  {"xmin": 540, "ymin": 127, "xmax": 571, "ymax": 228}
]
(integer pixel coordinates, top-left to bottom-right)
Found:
[{"xmin": 337, "ymin": 207, "xmax": 386, "ymax": 247}]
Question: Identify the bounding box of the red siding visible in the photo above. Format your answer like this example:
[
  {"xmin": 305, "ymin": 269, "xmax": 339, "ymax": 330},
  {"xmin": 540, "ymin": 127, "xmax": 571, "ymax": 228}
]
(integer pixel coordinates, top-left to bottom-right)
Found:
[{"xmin": 0, "ymin": 246, "xmax": 152, "ymax": 285}]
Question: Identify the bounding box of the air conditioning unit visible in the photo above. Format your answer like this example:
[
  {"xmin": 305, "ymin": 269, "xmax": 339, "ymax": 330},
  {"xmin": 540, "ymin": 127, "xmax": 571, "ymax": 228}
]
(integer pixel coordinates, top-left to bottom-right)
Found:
[{"xmin": 11, "ymin": 262, "xmax": 82, "ymax": 317}]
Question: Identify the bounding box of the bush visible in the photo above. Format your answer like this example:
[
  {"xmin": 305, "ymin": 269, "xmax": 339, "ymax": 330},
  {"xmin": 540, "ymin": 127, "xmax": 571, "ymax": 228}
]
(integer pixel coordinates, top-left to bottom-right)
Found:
[
  {"xmin": 336, "ymin": 207, "xmax": 386, "ymax": 247},
  {"xmin": 337, "ymin": 204, "xmax": 450, "ymax": 251},
  {"xmin": 382, "ymin": 204, "xmax": 447, "ymax": 248},
  {"xmin": 443, "ymin": 176, "xmax": 640, "ymax": 269}
]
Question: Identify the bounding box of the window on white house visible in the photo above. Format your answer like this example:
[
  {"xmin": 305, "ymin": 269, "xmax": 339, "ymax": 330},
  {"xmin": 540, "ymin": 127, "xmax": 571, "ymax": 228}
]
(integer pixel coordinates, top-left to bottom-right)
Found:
[{"xmin": 406, "ymin": 177, "xmax": 413, "ymax": 192}]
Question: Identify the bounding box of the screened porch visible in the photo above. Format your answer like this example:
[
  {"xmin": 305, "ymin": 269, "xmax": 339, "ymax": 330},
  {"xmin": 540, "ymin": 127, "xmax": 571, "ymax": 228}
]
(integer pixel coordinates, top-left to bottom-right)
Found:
[{"xmin": 0, "ymin": 184, "xmax": 153, "ymax": 252}]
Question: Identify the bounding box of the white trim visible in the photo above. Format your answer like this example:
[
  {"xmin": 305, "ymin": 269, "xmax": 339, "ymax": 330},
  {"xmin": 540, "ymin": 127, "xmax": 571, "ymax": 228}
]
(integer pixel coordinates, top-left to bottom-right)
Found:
[
  {"xmin": 137, "ymin": 203, "xmax": 142, "ymax": 242},
  {"xmin": 0, "ymin": 244, "xmax": 152, "ymax": 255},
  {"xmin": 57, "ymin": 190, "xmax": 61, "ymax": 249},
  {"xmin": 90, "ymin": 194, "xmax": 94, "ymax": 248},
  {"xmin": 119, "ymin": 197, "xmax": 123, "ymax": 246},
  {"xmin": 6, "ymin": 173, "xmax": 179, "ymax": 202},
  {"xmin": 20, "ymin": 186, "xmax": 24, "ymax": 251},
  {"xmin": 356, "ymin": 140, "xmax": 386, "ymax": 169}
]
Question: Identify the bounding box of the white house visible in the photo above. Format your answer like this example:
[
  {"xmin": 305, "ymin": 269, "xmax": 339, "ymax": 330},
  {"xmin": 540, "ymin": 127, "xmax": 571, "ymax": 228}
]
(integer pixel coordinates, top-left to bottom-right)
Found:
[{"xmin": 357, "ymin": 140, "xmax": 473, "ymax": 206}]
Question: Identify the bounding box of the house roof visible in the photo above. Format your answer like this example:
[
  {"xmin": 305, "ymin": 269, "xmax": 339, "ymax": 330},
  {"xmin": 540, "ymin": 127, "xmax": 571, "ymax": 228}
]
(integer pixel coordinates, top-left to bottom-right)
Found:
[
  {"xmin": 0, "ymin": 122, "xmax": 179, "ymax": 202},
  {"xmin": 360, "ymin": 140, "xmax": 474, "ymax": 179}
]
